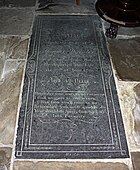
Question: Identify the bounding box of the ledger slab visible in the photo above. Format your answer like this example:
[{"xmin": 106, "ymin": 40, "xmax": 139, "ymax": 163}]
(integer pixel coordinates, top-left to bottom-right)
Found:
[{"xmin": 15, "ymin": 15, "xmax": 129, "ymax": 159}]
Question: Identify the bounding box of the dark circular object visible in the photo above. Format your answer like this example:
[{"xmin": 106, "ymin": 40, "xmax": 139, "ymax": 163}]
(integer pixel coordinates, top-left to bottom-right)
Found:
[{"xmin": 95, "ymin": 0, "xmax": 140, "ymax": 27}]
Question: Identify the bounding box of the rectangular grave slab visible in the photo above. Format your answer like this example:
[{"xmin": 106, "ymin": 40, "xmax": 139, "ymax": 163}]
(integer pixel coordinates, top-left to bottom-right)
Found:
[{"xmin": 15, "ymin": 15, "xmax": 129, "ymax": 159}]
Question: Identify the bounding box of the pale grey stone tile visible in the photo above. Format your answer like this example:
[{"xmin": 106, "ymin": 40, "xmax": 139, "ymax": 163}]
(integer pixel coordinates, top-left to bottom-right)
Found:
[
  {"xmin": 0, "ymin": 147, "xmax": 12, "ymax": 170},
  {"xmin": 0, "ymin": 38, "xmax": 7, "ymax": 79},
  {"xmin": 131, "ymin": 152, "xmax": 140, "ymax": 170},
  {"xmin": 0, "ymin": 0, "xmax": 36, "ymax": 7},
  {"xmin": 0, "ymin": 37, "xmax": 29, "ymax": 60},
  {"xmin": 0, "ymin": 57, "xmax": 4, "ymax": 80},
  {"xmin": 0, "ymin": 37, "xmax": 29, "ymax": 79},
  {"xmin": 13, "ymin": 161, "xmax": 129, "ymax": 170},
  {"xmin": 1, "ymin": 60, "xmax": 24, "ymax": 78},
  {"xmin": 0, "ymin": 60, "xmax": 24, "ymax": 145},
  {"xmin": 0, "ymin": 9, "xmax": 34, "ymax": 35},
  {"xmin": 4, "ymin": 37, "xmax": 29, "ymax": 59},
  {"xmin": 116, "ymin": 81, "xmax": 139, "ymax": 149},
  {"xmin": 133, "ymin": 84, "xmax": 140, "ymax": 146},
  {"xmin": 108, "ymin": 38, "xmax": 140, "ymax": 81}
]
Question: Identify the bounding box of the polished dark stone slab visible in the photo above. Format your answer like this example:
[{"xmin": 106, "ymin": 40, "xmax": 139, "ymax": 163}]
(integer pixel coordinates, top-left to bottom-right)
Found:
[
  {"xmin": 37, "ymin": 0, "xmax": 96, "ymax": 14},
  {"xmin": 15, "ymin": 15, "xmax": 129, "ymax": 159}
]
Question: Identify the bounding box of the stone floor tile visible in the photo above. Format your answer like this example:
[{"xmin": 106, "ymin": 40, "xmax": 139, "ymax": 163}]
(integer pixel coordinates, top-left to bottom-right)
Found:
[
  {"xmin": 0, "ymin": 36, "xmax": 28, "ymax": 79},
  {"xmin": 108, "ymin": 38, "xmax": 140, "ymax": 81},
  {"xmin": 0, "ymin": 147, "xmax": 12, "ymax": 170},
  {"xmin": 13, "ymin": 161, "xmax": 129, "ymax": 170},
  {"xmin": 131, "ymin": 152, "xmax": 140, "ymax": 170},
  {"xmin": 133, "ymin": 84, "xmax": 140, "ymax": 146},
  {"xmin": 0, "ymin": 0, "xmax": 36, "ymax": 7},
  {"xmin": 4, "ymin": 37, "xmax": 29, "ymax": 59},
  {"xmin": 0, "ymin": 36, "xmax": 29, "ymax": 60},
  {"xmin": 103, "ymin": 21, "xmax": 140, "ymax": 37},
  {"xmin": 0, "ymin": 9, "xmax": 34, "ymax": 35},
  {"xmin": 0, "ymin": 37, "xmax": 7, "ymax": 52},
  {"xmin": 0, "ymin": 38, "xmax": 7, "ymax": 78},
  {"xmin": 1, "ymin": 60, "xmax": 24, "ymax": 78},
  {"xmin": 0, "ymin": 57, "xmax": 4, "ymax": 79},
  {"xmin": 37, "ymin": 0, "xmax": 96, "ymax": 15},
  {"xmin": 118, "ymin": 27, "xmax": 140, "ymax": 37},
  {"xmin": 116, "ymin": 81, "xmax": 136, "ymax": 148},
  {"xmin": 117, "ymin": 81, "xmax": 140, "ymax": 150},
  {"xmin": 0, "ymin": 60, "xmax": 25, "ymax": 145}
]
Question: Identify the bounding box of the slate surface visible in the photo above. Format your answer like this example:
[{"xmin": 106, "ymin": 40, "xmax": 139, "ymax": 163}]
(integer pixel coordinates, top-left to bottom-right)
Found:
[{"xmin": 15, "ymin": 15, "xmax": 129, "ymax": 159}]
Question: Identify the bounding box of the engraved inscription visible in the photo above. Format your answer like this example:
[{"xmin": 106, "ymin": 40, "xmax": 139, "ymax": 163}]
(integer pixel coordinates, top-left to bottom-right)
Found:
[{"xmin": 30, "ymin": 40, "xmax": 111, "ymax": 144}]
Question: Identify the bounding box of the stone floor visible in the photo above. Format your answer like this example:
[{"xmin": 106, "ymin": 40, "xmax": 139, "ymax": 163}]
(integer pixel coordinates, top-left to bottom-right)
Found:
[{"xmin": 0, "ymin": 0, "xmax": 140, "ymax": 170}]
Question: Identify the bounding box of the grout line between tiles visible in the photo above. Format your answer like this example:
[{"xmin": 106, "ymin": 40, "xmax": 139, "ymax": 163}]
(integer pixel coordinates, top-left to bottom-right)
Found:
[
  {"xmin": 0, "ymin": 7, "xmax": 35, "ymax": 10},
  {"xmin": 0, "ymin": 144, "xmax": 13, "ymax": 148}
]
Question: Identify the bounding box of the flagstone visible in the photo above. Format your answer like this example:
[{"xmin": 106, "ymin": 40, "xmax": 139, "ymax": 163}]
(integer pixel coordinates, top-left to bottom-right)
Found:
[
  {"xmin": 0, "ymin": 60, "xmax": 24, "ymax": 145},
  {"xmin": 131, "ymin": 152, "xmax": 140, "ymax": 170},
  {"xmin": 3, "ymin": 37, "xmax": 29, "ymax": 60},
  {"xmin": 0, "ymin": 38, "xmax": 7, "ymax": 79},
  {"xmin": 13, "ymin": 161, "xmax": 129, "ymax": 170},
  {"xmin": 108, "ymin": 38, "xmax": 140, "ymax": 81},
  {"xmin": 0, "ymin": 9, "xmax": 34, "ymax": 35},
  {"xmin": 133, "ymin": 84, "xmax": 140, "ymax": 146},
  {"xmin": 0, "ymin": 36, "xmax": 29, "ymax": 79},
  {"xmin": 0, "ymin": 147, "xmax": 12, "ymax": 170},
  {"xmin": 116, "ymin": 81, "xmax": 137, "ymax": 148},
  {"xmin": 0, "ymin": 0, "xmax": 36, "ymax": 7}
]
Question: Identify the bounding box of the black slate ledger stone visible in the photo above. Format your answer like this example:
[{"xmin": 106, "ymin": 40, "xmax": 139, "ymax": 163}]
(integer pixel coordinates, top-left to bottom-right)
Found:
[{"xmin": 15, "ymin": 15, "xmax": 129, "ymax": 159}]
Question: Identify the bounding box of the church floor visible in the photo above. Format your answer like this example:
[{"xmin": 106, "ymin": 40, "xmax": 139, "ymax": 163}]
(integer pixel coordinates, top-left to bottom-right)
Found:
[{"xmin": 0, "ymin": 1, "xmax": 140, "ymax": 169}]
